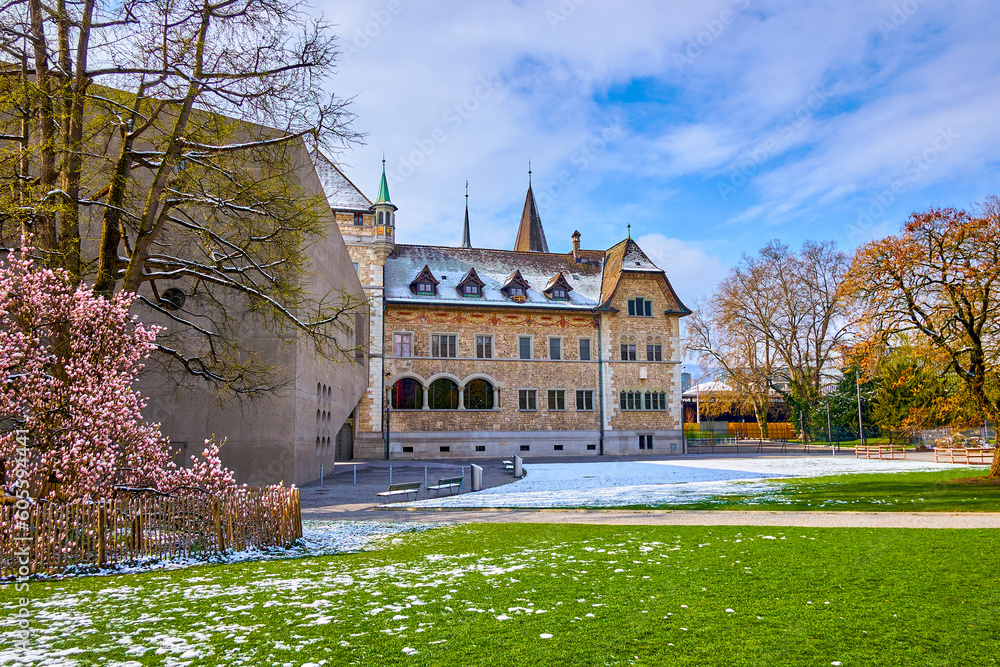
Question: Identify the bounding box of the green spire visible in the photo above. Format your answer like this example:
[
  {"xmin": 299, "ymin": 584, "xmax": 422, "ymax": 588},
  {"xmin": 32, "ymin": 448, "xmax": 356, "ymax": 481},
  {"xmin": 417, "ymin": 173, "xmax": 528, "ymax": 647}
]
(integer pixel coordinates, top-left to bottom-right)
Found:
[{"xmin": 375, "ymin": 156, "xmax": 392, "ymax": 205}]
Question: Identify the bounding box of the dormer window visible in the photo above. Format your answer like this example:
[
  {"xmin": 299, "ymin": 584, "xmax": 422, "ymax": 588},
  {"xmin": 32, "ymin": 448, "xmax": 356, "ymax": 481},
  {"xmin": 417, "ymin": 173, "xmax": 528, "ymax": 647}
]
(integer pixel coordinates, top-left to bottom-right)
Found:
[
  {"xmin": 543, "ymin": 272, "xmax": 573, "ymax": 301},
  {"xmin": 501, "ymin": 270, "xmax": 531, "ymax": 302},
  {"xmin": 456, "ymin": 268, "xmax": 485, "ymax": 298},
  {"xmin": 409, "ymin": 264, "xmax": 440, "ymax": 296}
]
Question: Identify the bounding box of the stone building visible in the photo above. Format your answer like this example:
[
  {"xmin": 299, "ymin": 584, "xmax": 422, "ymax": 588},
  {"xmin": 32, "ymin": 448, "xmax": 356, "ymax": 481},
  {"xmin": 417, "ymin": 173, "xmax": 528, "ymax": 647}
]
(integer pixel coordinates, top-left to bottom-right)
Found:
[{"xmin": 328, "ymin": 163, "xmax": 690, "ymax": 460}]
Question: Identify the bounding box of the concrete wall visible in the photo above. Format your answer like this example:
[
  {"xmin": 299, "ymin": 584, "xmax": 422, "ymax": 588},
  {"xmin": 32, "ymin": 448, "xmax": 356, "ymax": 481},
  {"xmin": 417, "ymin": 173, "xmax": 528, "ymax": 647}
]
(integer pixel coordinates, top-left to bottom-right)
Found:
[{"xmin": 138, "ymin": 140, "xmax": 369, "ymax": 486}]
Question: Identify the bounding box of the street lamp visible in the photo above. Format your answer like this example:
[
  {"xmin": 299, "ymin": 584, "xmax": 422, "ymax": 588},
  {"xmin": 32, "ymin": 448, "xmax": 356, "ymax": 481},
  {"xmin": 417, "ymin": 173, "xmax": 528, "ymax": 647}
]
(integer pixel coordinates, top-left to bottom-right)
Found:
[
  {"xmin": 384, "ymin": 374, "xmax": 392, "ymax": 461},
  {"xmin": 856, "ymin": 373, "xmax": 865, "ymax": 447}
]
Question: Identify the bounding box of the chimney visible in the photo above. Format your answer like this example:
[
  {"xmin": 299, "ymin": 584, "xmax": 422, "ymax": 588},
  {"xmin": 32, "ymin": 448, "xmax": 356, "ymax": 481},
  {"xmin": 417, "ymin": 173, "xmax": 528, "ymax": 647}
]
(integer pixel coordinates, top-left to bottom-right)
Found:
[{"xmin": 571, "ymin": 230, "xmax": 581, "ymax": 262}]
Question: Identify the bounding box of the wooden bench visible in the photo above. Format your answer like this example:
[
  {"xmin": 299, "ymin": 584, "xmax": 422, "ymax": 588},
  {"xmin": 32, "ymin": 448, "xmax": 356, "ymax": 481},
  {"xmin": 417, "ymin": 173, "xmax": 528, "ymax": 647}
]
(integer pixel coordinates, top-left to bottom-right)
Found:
[
  {"xmin": 376, "ymin": 481, "xmax": 421, "ymax": 503},
  {"xmin": 855, "ymin": 444, "xmax": 907, "ymax": 460},
  {"xmin": 934, "ymin": 447, "xmax": 996, "ymax": 465},
  {"xmin": 427, "ymin": 476, "xmax": 463, "ymax": 496}
]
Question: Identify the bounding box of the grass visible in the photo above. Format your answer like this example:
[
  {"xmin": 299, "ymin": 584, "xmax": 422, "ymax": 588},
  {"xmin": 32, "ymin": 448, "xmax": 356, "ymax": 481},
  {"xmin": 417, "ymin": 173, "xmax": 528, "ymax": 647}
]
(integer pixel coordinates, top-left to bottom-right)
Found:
[
  {"xmin": 3, "ymin": 523, "xmax": 1000, "ymax": 666},
  {"xmin": 628, "ymin": 468, "xmax": 1000, "ymax": 512}
]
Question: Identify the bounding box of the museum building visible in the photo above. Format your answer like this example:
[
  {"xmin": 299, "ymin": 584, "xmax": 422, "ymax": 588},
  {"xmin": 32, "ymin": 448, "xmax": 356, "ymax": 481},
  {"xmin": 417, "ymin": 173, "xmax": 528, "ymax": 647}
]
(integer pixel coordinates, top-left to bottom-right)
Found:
[{"xmin": 320, "ymin": 161, "xmax": 691, "ymax": 460}]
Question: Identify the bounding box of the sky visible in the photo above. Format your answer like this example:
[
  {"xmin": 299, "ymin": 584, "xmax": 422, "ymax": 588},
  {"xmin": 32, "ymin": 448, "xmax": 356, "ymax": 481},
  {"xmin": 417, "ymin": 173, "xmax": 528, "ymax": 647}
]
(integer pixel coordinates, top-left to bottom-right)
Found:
[{"xmin": 313, "ymin": 0, "xmax": 1000, "ymax": 305}]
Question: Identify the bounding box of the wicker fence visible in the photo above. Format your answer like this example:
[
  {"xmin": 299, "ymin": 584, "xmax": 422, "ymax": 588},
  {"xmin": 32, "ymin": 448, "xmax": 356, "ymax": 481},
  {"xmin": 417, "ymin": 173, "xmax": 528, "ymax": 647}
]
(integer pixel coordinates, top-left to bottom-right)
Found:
[{"xmin": 0, "ymin": 486, "xmax": 301, "ymax": 577}]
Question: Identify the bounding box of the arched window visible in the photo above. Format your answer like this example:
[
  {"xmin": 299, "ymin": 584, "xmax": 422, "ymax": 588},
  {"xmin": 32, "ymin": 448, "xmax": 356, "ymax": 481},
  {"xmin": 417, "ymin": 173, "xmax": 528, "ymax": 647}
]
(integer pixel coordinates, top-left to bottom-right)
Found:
[
  {"xmin": 391, "ymin": 378, "xmax": 422, "ymax": 410},
  {"xmin": 428, "ymin": 378, "xmax": 459, "ymax": 410},
  {"xmin": 464, "ymin": 379, "xmax": 494, "ymax": 409}
]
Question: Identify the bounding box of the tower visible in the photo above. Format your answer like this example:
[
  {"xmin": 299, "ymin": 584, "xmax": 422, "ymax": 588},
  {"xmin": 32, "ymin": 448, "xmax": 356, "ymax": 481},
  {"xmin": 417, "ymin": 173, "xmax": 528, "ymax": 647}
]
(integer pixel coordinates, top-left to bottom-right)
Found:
[
  {"xmin": 513, "ymin": 164, "xmax": 548, "ymax": 253},
  {"xmin": 461, "ymin": 181, "xmax": 472, "ymax": 249},
  {"xmin": 372, "ymin": 158, "xmax": 396, "ymax": 260}
]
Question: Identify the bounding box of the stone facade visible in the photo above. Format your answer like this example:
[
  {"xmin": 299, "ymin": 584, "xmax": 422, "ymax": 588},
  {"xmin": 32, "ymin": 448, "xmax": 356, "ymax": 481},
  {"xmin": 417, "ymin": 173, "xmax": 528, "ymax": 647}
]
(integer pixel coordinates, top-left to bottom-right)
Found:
[{"xmin": 331, "ymin": 167, "xmax": 690, "ymax": 460}]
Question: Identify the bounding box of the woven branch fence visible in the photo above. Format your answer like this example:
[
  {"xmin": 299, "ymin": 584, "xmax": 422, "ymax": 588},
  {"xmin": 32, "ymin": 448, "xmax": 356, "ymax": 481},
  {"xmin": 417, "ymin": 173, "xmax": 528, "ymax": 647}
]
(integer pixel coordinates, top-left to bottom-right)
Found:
[{"xmin": 0, "ymin": 486, "xmax": 301, "ymax": 577}]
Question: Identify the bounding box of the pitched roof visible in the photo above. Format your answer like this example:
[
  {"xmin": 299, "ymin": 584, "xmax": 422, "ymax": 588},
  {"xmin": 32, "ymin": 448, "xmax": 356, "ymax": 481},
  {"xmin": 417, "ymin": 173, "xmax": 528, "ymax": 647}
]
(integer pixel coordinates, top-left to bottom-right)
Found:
[
  {"xmin": 599, "ymin": 238, "xmax": 691, "ymax": 314},
  {"xmin": 311, "ymin": 152, "xmax": 372, "ymax": 212},
  {"xmin": 513, "ymin": 185, "xmax": 548, "ymax": 253},
  {"xmin": 385, "ymin": 245, "xmax": 604, "ymax": 310},
  {"xmin": 374, "ymin": 159, "xmax": 396, "ymax": 210}
]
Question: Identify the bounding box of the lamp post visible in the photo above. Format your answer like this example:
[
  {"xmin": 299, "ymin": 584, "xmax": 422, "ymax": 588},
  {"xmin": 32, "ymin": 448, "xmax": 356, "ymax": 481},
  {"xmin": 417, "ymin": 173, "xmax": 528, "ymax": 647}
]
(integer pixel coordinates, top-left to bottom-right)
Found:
[
  {"xmin": 856, "ymin": 373, "xmax": 865, "ymax": 447},
  {"xmin": 826, "ymin": 400, "xmax": 834, "ymax": 456},
  {"xmin": 384, "ymin": 379, "xmax": 392, "ymax": 461}
]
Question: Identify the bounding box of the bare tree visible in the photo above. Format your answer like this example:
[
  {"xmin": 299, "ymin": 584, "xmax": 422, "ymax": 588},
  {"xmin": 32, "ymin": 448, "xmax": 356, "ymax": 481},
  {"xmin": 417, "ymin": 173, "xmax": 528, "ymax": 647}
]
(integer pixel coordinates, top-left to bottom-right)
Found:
[
  {"xmin": 0, "ymin": 0, "xmax": 364, "ymax": 395},
  {"xmin": 686, "ymin": 291, "xmax": 779, "ymax": 438},
  {"xmin": 687, "ymin": 240, "xmax": 854, "ymax": 435}
]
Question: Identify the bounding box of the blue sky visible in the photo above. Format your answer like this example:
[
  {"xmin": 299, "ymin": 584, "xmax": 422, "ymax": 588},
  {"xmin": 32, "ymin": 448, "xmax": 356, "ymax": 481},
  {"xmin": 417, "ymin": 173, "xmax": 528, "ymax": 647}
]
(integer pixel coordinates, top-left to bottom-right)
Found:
[{"xmin": 316, "ymin": 0, "xmax": 1000, "ymax": 303}]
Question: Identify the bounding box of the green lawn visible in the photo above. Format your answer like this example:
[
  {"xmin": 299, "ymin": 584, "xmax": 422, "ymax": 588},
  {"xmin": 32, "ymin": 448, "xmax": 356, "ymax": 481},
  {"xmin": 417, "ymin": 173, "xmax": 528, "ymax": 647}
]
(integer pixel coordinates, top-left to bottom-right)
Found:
[
  {"xmin": 631, "ymin": 468, "xmax": 1000, "ymax": 512},
  {"xmin": 3, "ymin": 523, "xmax": 1000, "ymax": 666}
]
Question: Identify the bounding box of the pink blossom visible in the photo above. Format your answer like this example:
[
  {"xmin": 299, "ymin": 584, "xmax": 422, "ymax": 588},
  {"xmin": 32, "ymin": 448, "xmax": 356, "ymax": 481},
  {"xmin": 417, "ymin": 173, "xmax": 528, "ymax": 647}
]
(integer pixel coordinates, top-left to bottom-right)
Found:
[{"xmin": 1, "ymin": 241, "xmax": 236, "ymax": 500}]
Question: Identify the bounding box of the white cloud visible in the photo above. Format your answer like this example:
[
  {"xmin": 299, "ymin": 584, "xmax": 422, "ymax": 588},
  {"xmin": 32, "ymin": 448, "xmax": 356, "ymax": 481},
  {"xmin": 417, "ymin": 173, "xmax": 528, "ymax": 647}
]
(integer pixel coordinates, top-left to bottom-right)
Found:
[
  {"xmin": 312, "ymin": 0, "xmax": 1000, "ymax": 259},
  {"xmin": 635, "ymin": 234, "xmax": 727, "ymax": 305}
]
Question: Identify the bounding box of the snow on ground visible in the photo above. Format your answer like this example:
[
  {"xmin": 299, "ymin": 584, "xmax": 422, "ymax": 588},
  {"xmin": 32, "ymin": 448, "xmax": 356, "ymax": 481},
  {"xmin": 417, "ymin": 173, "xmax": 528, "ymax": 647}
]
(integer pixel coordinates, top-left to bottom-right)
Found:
[
  {"xmin": 405, "ymin": 457, "xmax": 969, "ymax": 509},
  {"xmin": 43, "ymin": 521, "xmax": 442, "ymax": 579}
]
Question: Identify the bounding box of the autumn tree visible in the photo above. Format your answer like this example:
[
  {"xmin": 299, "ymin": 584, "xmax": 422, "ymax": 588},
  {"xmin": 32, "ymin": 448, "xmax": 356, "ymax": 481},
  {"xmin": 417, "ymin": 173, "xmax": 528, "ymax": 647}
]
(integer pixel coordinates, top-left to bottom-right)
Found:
[
  {"xmin": 847, "ymin": 199, "xmax": 1000, "ymax": 476},
  {"xmin": 868, "ymin": 344, "xmax": 950, "ymax": 444},
  {"xmin": 687, "ymin": 240, "xmax": 854, "ymax": 436},
  {"xmin": 0, "ymin": 0, "xmax": 364, "ymax": 395}
]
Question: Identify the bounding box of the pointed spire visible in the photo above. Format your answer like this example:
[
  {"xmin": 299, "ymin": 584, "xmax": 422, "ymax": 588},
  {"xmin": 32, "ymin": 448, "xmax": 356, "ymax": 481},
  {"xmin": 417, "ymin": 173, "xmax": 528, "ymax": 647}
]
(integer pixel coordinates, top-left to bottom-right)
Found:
[
  {"xmin": 461, "ymin": 181, "xmax": 472, "ymax": 249},
  {"xmin": 375, "ymin": 155, "xmax": 395, "ymax": 208},
  {"xmin": 514, "ymin": 176, "xmax": 549, "ymax": 253}
]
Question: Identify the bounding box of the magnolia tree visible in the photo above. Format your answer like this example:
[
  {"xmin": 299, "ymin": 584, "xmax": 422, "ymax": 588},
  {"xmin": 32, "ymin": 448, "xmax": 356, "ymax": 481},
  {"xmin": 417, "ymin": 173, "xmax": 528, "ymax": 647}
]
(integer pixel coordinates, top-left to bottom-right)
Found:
[{"xmin": 0, "ymin": 244, "xmax": 235, "ymax": 499}]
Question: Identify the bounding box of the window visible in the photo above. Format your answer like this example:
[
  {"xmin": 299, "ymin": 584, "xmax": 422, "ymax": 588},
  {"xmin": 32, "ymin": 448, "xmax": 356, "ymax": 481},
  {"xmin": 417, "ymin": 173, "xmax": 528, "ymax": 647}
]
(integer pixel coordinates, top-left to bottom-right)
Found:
[
  {"xmin": 403, "ymin": 446, "xmax": 414, "ymax": 453},
  {"xmin": 587, "ymin": 444, "xmax": 597, "ymax": 450},
  {"xmin": 519, "ymin": 336, "xmax": 532, "ymax": 360},
  {"xmin": 620, "ymin": 344, "xmax": 636, "ymax": 361},
  {"xmin": 476, "ymin": 335, "xmax": 493, "ymax": 359},
  {"xmin": 508, "ymin": 286, "xmax": 525, "ymax": 298},
  {"xmin": 353, "ymin": 262, "xmax": 359, "ymax": 275},
  {"xmin": 647, "ymin": 344, "xmax": 662, "ymax": 361},
  {"xmin": 628, "ymin": 297, "xmax": 653, "ymax": 317},
  {"xmin": 547, "ymin": 389, "xmax": 566, "ymax": 411},
  {"xmin": 475, "ymin": 445, "xmax": 486, "ymax": 452},
  {"xmin": 416, "ymin": 281, "xmax": 435, "ymax": 295},
  {"xmin": 619, "ymin": 391, "xmax": 667, "ymax": 411},
  {"xmin": 579, "ymin": 338, "xmax": 591, "ymax": 361},
  {"xmin": 549, "ymin": 337, "xmax": 562, "ymax": 360},
  {"xmin": 551, "ymin": 288, "xmax": 567, "ymax": 300},
  {"xmin": 393, "ymin": 333, "xmax": 412, "ymax": 358},
  {"xmin": 518, "ymin": 389, "xmax": 537, "ymax": 411},
  {"xmin": 431, "ymin": 334, "xmax": 457, "ymax": 358},
  {"xmin": 391, "ymin": 378, "xmax": 422, "ymax": 409},
  {"xmin": 520, "ymin": 445, "xmax": 530, "ymax": 451},
  {"xmin": 464, "ymin": 379, "xmax": 495, "ymax": 409},
  {"xmin": 639, "ymin": 435, "xmax": 654, "ymax": 450},
  {"xmin": 439, "ymin": 446, "xmax": 450, "ymax": 453},
  {"xmin": 463, "ymin": 284, "xmax": 480, "ymax": 296},
  {"xmin": 576, "ymin": 390, "xmax": 594, "ymax": 411},
  {"xmin": 378, "ymin": 211, "xmax": 384, "ymax": 225},
  {"xmin": 354, "ymin": 212, "xmax": 364, "ymax": 226},
  {"xmin": 428, "ymin": 378, "xmax": 459, "ymax": 409},
  {"xmin": 554, "ymin": 445, "xmax": 563, "ymax": 451}
]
